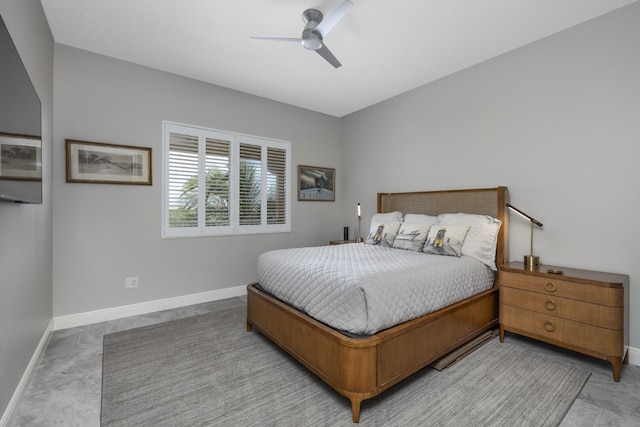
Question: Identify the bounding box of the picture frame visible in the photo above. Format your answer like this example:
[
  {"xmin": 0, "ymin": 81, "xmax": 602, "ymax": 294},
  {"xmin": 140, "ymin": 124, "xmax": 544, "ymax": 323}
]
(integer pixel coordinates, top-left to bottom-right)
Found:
[
  {"xmin": 297, "ymin": 165, "xmax": 335, "ymax": 201},
  {"xmin": 66, "ymin": 139, "xmax": 152, "ymax": 185},
  {"xmin": 0, "ymin": 132, "xmax": 42, "ymax": 181}
]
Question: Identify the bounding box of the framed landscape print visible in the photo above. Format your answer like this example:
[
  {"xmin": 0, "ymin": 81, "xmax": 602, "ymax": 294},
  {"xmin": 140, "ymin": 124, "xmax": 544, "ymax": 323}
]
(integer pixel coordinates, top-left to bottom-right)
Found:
[
  {"xmin": 0, "ymin": 133, "xmax": 42, "ymax": 181},
  {"xmin": 297, "ymin": 165, "xmax": 335, "ymax": 201},
  {"xmin": 66, "ymin": 139, "xmax": 152, "ymax": 185}
]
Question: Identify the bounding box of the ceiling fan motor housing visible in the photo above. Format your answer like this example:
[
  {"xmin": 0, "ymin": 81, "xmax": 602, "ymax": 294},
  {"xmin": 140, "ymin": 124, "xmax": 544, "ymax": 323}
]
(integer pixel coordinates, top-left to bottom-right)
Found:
[{"xmin": 302, "ymin": 9, "xmax": 324, "ymax": 50}]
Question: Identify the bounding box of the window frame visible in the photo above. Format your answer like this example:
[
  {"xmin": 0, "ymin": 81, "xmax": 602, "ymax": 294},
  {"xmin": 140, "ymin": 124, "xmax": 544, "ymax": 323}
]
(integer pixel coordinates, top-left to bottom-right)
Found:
[{"xmin": 162, "ymin": 121, "xmax": 291, "ymax": 238}]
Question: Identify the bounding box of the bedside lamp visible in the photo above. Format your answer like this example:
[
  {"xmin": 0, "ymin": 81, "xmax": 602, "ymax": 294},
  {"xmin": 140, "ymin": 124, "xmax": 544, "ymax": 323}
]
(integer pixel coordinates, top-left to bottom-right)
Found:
[{"xmin": 506, "ymin": 203, "xmax": 543, "ymax": 271}]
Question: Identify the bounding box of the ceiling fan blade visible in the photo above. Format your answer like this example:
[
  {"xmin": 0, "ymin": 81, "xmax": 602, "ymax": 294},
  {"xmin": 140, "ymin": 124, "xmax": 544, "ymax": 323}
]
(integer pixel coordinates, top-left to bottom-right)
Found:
[
  {"xmin": 250, "ymin": 37, "xmax": 302, "ymax": 43},
  {"xmin": 315, "ymin": 0, "xmax": 353, "ymax": 36},
  {"xmin": 316, "ymin": 44, "xmax": 342, "ymax": 68}
]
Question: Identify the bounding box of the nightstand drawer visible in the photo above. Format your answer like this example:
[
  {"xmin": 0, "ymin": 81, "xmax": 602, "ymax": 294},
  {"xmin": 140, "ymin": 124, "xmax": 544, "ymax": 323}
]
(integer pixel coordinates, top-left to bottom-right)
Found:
[
  {"xmin": 500, "ymin": 286, "xmax": 623, "ymax": 329},
  {"xmin": 499, "ymin": 271, "xmax": 622, "ymax": 307},
  {"xmin": 500, "ymin": 305, "xmax": 623, "ymax": 357}
]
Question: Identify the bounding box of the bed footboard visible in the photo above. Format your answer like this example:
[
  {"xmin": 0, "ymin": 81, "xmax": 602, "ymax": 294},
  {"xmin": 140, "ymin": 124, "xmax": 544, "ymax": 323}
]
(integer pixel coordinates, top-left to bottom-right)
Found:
[{"xmin": 246, "ymin": 283, "xmax": 499, "ymax": 423}]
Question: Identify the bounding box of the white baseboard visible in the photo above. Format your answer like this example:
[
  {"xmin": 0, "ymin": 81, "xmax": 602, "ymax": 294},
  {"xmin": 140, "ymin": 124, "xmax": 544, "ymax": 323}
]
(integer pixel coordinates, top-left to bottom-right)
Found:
[
  {"xmin": 628, "ymin": 345, "xmax": 640, "ymax": 366},
  {"xmin": 0, "ymin": 319, "xmax": 54, "ymax": 427},
  {"xmin": 53, "ymin": 285, "xmax": 247, "ymax": 330},
  {"xmin": 54, "ymin": 285, "xmax": 640, "ymax": 368}
]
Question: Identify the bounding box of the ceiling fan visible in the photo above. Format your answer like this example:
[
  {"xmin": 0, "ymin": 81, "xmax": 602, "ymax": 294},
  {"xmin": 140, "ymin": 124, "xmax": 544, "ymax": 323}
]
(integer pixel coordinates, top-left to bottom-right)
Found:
[{"xmin": 250, "ymin": 0, "xmax": 353, "ymax": 68}]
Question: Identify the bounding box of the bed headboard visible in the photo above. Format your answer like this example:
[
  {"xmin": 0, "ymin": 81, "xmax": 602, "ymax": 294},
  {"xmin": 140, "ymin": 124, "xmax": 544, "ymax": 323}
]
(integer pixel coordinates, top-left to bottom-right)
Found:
[{"xmin": 377, "ymin": 187, "xmax": 509, "ymax": 268}]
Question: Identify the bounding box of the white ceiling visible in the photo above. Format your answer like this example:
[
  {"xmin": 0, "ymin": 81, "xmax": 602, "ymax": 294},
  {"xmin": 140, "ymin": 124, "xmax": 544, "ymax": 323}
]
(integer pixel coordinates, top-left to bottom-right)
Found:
[{"xmin": 40, "ymin": 0, "xmax": 637, "ymax": 118}]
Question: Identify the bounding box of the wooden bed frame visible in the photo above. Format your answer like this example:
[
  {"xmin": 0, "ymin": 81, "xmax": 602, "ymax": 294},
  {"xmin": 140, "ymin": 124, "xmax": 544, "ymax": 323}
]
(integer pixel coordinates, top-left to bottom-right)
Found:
[{"xmin": 246, "ymin": 187, "xmax": 509, "ymax": 422}]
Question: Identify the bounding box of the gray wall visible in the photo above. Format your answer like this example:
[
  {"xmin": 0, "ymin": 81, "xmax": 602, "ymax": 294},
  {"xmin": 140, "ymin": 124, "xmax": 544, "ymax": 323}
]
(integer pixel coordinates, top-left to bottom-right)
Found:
[
  {"xmin": 0, "ymin": 0, "xmax": 53, "ymax": 418},
  {"xmin": 342, "ymin": 3, "xmax": 640, "ymax": 348},
  {"xmin": 52, "ymin": 45, "xmax": 343, "ymax": 316}
]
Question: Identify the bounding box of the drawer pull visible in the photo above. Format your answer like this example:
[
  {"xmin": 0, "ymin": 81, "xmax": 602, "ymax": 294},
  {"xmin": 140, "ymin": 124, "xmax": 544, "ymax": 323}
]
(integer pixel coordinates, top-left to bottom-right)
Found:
[
  {"xmin": 543, "ymin": 322, "xmax": 556, "ymax": 332},
  {"xmin": 544, "ymin": 301, "xmax": 556, "ymax": 311},
  {"xmin": 544, "ymin": 282, "xmax": 557, "ymax": 292}
]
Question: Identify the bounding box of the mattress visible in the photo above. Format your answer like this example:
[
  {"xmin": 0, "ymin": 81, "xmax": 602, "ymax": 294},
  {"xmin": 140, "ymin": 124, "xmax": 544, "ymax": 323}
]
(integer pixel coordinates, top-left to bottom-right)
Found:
[{"xmin": 257, "ymin": 243, "xmax": 495, "ymax": 335}]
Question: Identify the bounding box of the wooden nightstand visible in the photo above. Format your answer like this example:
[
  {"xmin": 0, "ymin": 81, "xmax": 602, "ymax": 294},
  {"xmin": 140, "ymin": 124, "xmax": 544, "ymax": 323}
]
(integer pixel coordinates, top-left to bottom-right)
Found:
[
  {"xmin": 498, "ymin": 261, "xmax": 629, "ymax": 381},
  {"xmin": 329, "ymin": 240, "xmax": 355, "ymax": 245}
]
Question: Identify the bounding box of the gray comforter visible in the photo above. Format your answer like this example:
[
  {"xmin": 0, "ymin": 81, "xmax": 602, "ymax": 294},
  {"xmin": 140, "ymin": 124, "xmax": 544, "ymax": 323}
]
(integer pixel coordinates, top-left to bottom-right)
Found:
[{"xmin": 257, "ymin": 243, "xmax": 494, "ymax": 335}]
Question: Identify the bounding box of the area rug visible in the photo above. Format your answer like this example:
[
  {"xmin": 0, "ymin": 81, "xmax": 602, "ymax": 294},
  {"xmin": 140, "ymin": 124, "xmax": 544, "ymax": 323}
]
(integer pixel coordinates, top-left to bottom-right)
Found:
[{"xmin": 101, "ymin": 299, "xmax": 590, "ymax": 426}]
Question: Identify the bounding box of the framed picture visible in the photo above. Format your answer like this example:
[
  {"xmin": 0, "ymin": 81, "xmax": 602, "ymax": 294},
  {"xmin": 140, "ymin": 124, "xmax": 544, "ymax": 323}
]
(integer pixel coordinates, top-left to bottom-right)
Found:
[
  {"xmin": 297, "ymin": 165, "xmax": 335, "ymax": 201},
  {"xmin": 0, "ymin": 133, "xmax": 42, "ymax": 181},
  {"xmin": 66, "ymin": 139, "xmax": 152, "ymax": 185}
]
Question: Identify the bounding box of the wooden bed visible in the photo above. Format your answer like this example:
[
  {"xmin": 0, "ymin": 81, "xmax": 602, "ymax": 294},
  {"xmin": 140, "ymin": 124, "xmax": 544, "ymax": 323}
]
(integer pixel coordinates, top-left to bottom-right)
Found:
[{"xmin": 246, "ymin": 186, "xmax": 509, "ymax": 422}]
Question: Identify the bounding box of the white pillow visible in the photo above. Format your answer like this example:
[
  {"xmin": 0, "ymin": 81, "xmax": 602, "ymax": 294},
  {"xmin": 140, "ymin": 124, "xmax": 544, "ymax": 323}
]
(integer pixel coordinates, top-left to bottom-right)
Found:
[
  {"xmin": 370, "ymin": 211, "xmax": 403, "ymax": 229},
  {"xmin": 437, "ymin": 213, "xmax": 502, "ymax": 270},
  {"xmin": 423, "ymin": 225, "xmax": 470, "ymax": 257},
  {"xmin": 393, "ymin": 222, "xmax": 434, "ymax": 251},
  {"xmin": 403, "ymin": 213, "xmax": 438, "ymax": 224},
  {"xmin": 365, "ymin": 221, "xmax": 402, "ymax": 247}
]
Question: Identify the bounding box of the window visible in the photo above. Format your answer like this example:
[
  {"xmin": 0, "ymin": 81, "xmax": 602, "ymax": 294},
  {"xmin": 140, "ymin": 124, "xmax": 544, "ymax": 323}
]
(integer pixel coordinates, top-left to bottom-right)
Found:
[{"xmin": 163, "ymin": 122, "xmax": 290, "ymax": 238}]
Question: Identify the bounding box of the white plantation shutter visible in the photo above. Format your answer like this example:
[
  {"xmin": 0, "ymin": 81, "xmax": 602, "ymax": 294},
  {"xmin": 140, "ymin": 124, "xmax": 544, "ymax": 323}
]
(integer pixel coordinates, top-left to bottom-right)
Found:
[
  {"xmin": 267, "ymin": 147, "xmax": 287, "ymax": 225},
  {"xmin": 238, "ymin": 143, "xmax": 262, "ymax": 226},
  {"xmin": 205, "ymin": 138, "xmax": 230, "ymax": 227},
  {"xmin": 163, "ymin": 122, "xmax": 290, "ymax": 238},
  {"xmin": 168, "ymin": 132, "xmax": 199, "ymax": 229}
]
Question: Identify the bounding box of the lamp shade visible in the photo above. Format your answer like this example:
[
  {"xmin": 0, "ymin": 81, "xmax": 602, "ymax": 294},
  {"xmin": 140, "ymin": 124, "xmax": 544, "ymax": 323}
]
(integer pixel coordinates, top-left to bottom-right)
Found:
[{"xmin": 506, "ymin": 203, "xmax": 542, "ymax": 227}]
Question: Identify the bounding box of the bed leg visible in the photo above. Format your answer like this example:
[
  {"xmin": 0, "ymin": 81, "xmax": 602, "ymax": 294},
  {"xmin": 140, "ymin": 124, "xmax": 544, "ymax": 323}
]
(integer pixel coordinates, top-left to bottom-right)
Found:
[
  {"xmin": 246, "ymin": 321, "xmax": 253, "ymax": 332},
  {"xmin": 351, "ymin": 397, "xmax": 362, "ymax": 423}
]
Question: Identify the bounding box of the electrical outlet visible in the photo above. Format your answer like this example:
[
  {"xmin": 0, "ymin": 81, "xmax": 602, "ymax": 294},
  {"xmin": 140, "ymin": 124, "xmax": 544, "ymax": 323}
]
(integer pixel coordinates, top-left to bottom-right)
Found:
[{"xmin": 125, "ymin": 276, "xmax": 139, "ymax": 289}]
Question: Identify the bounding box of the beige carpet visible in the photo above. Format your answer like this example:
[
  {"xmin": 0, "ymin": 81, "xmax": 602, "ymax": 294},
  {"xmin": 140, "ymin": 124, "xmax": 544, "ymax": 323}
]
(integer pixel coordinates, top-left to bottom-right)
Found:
[{"xmin": 101, "ymin": 299, "xmax": 590, "ymax": 426}]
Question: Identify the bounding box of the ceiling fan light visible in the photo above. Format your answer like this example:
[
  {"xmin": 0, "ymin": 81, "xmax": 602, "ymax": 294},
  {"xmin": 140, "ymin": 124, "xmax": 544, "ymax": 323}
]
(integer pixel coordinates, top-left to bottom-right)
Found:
[{"xmin": 302, "ymin": 38, "xmax": 323, "ymax": 50}]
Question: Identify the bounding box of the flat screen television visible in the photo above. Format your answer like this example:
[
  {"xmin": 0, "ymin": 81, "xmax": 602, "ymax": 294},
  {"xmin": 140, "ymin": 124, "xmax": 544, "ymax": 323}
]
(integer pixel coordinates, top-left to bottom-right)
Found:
[{"xmin": 0, "ymin": 14, "xmax": 42, "ymax": 204}]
